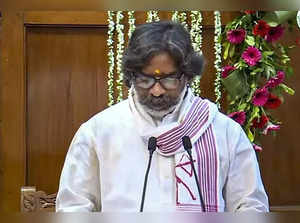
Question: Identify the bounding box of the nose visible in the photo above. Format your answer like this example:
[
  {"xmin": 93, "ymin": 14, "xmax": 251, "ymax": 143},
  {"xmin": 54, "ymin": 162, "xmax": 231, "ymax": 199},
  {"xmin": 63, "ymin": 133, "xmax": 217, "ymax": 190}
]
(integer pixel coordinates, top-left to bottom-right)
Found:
[{"xmin": 149, "ymin": 82, "xmax": 166, "ymax": 97}]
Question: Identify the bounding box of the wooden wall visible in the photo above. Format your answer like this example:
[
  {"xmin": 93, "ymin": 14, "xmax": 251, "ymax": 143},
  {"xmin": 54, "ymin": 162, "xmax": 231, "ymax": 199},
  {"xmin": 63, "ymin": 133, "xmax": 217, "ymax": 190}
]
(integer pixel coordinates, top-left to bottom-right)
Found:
[
  {"xmin": 258, "ymin": 27, "xmax": 300, "ymax": 207},
  {"xmin": 0, "ymin": 11, "xmax": 300, "ymax": 211}
]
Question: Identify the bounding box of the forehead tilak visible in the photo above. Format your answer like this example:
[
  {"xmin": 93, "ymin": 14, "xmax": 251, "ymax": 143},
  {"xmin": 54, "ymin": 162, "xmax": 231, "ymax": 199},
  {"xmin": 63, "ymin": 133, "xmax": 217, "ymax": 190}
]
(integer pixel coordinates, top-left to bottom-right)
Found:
[{"xmin": 154, "ymin": 69, "xmax": 161, "ymax": 75}]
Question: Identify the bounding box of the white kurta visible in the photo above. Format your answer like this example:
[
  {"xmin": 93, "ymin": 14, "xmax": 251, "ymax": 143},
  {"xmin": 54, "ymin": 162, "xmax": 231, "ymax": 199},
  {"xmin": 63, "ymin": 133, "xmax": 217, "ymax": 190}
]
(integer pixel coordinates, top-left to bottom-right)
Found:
[{"xmin": 56, "ymin": 88, "xmax": 269, "ymax": 212}]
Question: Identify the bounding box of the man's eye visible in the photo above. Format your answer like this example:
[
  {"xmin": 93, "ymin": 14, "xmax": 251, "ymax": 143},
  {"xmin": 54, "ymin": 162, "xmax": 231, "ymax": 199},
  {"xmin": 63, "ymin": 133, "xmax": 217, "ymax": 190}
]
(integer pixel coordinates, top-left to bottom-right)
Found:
[{"xmin": 138, "ymin": 77, "xmax": 150, "ymax": 81}]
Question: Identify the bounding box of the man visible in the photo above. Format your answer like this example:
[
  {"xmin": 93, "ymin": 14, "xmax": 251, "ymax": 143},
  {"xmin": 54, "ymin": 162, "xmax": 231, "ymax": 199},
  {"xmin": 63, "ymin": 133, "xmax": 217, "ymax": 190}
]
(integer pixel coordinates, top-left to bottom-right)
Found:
[{"xmin": 56, "ymin": 21, "xmax": 269, "ymax": 212}]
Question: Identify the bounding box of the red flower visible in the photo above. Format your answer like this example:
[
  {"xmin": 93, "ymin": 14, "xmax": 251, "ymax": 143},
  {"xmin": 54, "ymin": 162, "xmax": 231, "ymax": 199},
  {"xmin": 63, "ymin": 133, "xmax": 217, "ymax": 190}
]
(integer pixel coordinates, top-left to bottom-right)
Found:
[
  {"xmin": 242, "ymin": 46, "xmax": 262, "ymax": 67},
  {"xmin": 265, "ymin": 25, "xmax": 285, "ymax": 42},
  {"xmin": 227, "ymin": 29, "xmax": 246, "ymax": 44},
  {"xmin": 252, "ymin": 115, "xmax": 269, "ymax": 129},
  {"xmin": 253, "ymin": 143, "xmax": 263, "ymax": 151},
  {"xmin": 264, "ymin": 94, "xmax": 282, "ymax": 109},
  {"xmin": 252, "ymin": 87, "xmax": 269, "ymax": 106},
  {"xmin": 228, "ymin": 111, "xmax": 246, "ymax": 125},
  {"xmin": 245, "ymin": 10, "xmax": 255, "ymax": 14},
  {"xmin": 265, "ymin": 71, "xmax": 285, "ymax": 88},
  {"xmin": 263, "ymin": 123, "xmax": 280, "ymax": 135},
  {"xmin": 253, "ymin": 20, "xmax": 270, "ymax": 37},
  {"xmin": 221, "ymin": 65, "xmax": 236, "ymax": 78}
]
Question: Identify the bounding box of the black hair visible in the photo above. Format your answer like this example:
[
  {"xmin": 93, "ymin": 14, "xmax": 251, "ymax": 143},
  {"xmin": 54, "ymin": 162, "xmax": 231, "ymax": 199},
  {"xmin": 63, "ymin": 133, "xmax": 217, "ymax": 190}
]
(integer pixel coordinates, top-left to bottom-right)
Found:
[{"xmin": 122, "ymin": 20, "xmax": 205, "ymax": 87}]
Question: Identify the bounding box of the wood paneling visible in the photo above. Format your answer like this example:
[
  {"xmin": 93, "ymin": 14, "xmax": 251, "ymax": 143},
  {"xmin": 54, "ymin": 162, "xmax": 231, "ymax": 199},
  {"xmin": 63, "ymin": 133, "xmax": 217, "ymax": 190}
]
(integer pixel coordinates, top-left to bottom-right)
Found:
[
  {"xmin": 0, "ymin": 12, "xmax": 26, "ymax": 211},
  {"xmin": 26, "ymin": 26, "xmax": 108, "ymax": 194},
  {"xmin": 24, "ymin": 11, "xmax": 107, "ymax": 25},
  {"xmin": 258, "ymin": 27, "xmax": 300, "ymax": 206}
]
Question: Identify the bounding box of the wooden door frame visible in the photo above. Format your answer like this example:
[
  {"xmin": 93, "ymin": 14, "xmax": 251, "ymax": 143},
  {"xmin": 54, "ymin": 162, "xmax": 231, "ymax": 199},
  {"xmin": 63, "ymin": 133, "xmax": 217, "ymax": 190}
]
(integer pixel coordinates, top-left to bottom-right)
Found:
[{"xmin": 0, "ymin": 11, "xmax": 108, "ymax": 211}]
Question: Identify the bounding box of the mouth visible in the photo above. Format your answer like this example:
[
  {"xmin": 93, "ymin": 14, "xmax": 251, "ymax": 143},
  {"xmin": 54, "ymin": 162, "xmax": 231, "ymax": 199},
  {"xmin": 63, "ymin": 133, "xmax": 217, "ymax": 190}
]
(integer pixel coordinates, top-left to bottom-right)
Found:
[{"xmin": 145, "ymin": 96, "xmax": 176, "ymax": 111}]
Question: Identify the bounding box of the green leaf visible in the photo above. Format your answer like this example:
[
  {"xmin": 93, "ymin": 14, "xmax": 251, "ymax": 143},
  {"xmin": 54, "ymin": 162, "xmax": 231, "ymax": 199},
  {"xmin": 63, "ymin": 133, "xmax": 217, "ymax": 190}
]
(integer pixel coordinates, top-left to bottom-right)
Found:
[
  {"xmin": 250, "ymin": 67, "xmax": 264, "ymax": 76},
  {"xmin": 238, "ymin": 103, "xmax": 247, "ymax": 110},
  {"xmin": 286, "ymin": 67, "xmax": 294, "ymax": 77},
  {"xmin": 223, "ymin": 42, "xmax": 230, "ymax": 60},
  {"xmin": 247, "ymin": 128, "xmax": 255, "ymax": 142},
  {"xmin": 229, "ymin": 44, "xmax": 236, "ymax": 58},
  {"xmin": 245, "ymin": 35, "xmax": 255, "ymax": 46},
  {"xmin": 251, "ymin": 106, "xmax": 260, "ymax": 119},
  {"xmin": 265, "ymin": 66, "xmax": 276, "ymax": 79},
  {"xmin": 279, "ymin": 84, "xmax": 295, "ymax": 95},
  {"xmin": 246, "ymin": 88, "xmax": 256, "ymax": 102},
  {"xmin": 263, "ymin": 51, "xmax": 274, "ymax": 57}
]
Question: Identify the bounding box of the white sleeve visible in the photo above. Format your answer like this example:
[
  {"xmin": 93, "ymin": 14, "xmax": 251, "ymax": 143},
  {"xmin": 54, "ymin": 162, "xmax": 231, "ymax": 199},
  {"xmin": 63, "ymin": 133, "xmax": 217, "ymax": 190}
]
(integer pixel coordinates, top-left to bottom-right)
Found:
[
  {"xmin": 224, "ymin": 122, "xmax": 269, "ymax": 212},
  {"xmin": 56, "ymin": 123, "xmax": 101, "ymax": 212}
]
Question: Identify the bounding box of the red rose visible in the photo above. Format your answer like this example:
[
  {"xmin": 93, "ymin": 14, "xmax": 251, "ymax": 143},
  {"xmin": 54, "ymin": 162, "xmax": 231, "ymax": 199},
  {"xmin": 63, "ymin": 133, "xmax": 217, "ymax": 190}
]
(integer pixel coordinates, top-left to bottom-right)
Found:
[
  {"xmin": 252, "ymin": 115, "xmax": 269, "ymax": 129},
  {"xmin": 253, "ymin": 20, "xmax": 270, "ymax": 37},
  {"xmin": 264, "ymin": 94, "xmax": 282, "ymax": 109}
]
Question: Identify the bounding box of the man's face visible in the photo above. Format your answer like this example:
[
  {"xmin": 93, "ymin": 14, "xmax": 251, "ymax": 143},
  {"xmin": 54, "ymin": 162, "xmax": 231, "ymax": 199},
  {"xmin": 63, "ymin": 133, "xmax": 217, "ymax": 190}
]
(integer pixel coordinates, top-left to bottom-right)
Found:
[{"xmin": 133, "ymin": 52, "xmax": 187, "ymax": 117}]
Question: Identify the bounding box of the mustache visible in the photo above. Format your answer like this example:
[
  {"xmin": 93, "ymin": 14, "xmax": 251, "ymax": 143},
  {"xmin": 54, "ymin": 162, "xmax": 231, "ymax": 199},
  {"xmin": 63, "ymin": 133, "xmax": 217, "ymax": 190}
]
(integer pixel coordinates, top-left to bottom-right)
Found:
[{"xmin": 140, "ymin": 94, "xmax": 178, "ymax": 110}]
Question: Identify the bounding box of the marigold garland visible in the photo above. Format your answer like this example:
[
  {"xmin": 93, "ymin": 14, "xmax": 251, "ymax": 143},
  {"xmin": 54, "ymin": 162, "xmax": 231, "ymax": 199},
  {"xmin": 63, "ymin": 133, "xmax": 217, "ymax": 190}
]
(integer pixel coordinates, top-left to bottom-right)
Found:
[{"xmin": 107, "ymin": 11, "xmax": 116, "ymax": 106}]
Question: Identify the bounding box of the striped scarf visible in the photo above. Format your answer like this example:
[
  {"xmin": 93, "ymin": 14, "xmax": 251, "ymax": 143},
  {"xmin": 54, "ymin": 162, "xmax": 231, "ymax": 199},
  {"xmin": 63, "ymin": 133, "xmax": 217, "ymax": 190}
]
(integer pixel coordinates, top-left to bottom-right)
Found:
[{"xmin": 156, "ymin": 97, "xmax": 219, "ymax": 212}]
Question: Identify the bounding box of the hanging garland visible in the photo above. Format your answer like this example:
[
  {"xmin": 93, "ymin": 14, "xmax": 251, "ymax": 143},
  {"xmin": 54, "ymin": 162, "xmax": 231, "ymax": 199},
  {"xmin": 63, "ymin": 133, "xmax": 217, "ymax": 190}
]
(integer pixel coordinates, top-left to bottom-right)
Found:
[
  {"xmin": 127, "ymin": 11, "xmax": 136, "ymax": 40},
  {"xmin": 190, "ymin": 11, "xmax": 203, "ymax": 96},
  {"xmin": 146, "ymin": 11, "xmax": 160, "ymax": 23},
  {"xmin": 116, "ymin": 11, "xmax": 125, "ymax": 103},
  {"xmin": 107, "ymin": 11, "xmax": 115, "ymax": 107},
  {"xmin": 178, "ymin": 11, "xmax": 188, "ymax": 30},
  {"xmin": 172, "ymin": 11, "xmax": 179, "ymax": 22},
  {"xmin": 214, "ymin": 11, "xmax": 222, "ymax": 108}
]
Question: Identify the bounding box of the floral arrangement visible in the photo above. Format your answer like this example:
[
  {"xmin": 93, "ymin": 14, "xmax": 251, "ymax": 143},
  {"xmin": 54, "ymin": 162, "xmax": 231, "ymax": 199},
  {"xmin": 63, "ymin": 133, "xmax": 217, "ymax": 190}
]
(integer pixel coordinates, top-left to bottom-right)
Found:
[{"xmin": 220, "ymin": 11, "xmax": 297, "ymax": 151}]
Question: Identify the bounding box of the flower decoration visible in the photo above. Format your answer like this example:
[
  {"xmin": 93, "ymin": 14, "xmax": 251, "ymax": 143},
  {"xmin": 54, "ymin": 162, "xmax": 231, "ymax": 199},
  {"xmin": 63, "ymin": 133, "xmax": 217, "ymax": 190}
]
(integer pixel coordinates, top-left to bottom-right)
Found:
[
  {"xmin": 242, "ymin": 46, "xmax": 262, "ymax": 66},
  {"xmin": 265, "ymin": 71, "xmax": 285, "ymax": 88},
  {"xmin": 220, "ymin": 11, "xmax": 296, "ymax": 151},
  {"xmin": 214, "ymin": 11, "xmax": 223, "ymax": 108},
  {"xmin": 245, "ymin": 10, "xmax": 256, "ymax": 15},
  {"xmin": 252, "ymin": 115, "xmax": 269, "ymax": 129},
  {"xmin": 253, "ymin": 20, "xmax": 270, "ymax": 37},
  {"xmin": 221, "ymin": 65, "xmax": 236, "ymax": 78},
  {"xmin": 265, "ymin": 25, "xmax": 285, "ymax": 42},
  {"xmin": 264, "ymin": 94, "xmax": 282, "ymax": 109},
  {"xmin": 263, "ymin": 122, "xmax": 280, "ymax": 135},
  {"xmin": 227, "ymin": 29, "xmax": 246, "ymax": 44},
  {"xmin": 252, "ymin": 88, "xmax": 269, "ymax": 106},
  {"xmin": 228, "ymin": 111, "xmax": 246, "ymax": 125},
  {"xmin": 253, "ymin": 143, "xmax": 263, "ymax": 151}
]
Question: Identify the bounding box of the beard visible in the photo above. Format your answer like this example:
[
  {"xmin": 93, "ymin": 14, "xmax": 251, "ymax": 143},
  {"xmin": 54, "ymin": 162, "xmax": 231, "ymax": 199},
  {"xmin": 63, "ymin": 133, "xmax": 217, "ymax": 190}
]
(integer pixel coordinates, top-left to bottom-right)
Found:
[{"xmin": 133, "ymin": 85, "xmax": 186, "ymax": 120}]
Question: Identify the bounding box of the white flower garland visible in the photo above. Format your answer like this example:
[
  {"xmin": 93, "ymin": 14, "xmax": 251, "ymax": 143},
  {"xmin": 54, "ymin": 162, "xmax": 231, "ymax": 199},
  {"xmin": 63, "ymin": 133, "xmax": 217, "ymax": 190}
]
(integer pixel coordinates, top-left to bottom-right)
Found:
[
  {"xmin": 172, "ymin": 11, "xmax": 179, "ymax": 22},
  {"xmin": 178, "ymin": 11, "xmax": 188, "ymax": 30},
  {"xmin": 107, "ymin": 11, "xmax": 115, "ymax": 106},
  {"xmin": 190, "ymin": 11, "xmax": 203, "ymax": 96},
  {"xmin": 106, "ymin": 11, "xmax": 223, "ymax": 107},
  {"xmin": 127, "ymin": 11, "xmax": 136, "ymax": 40},
  {"xmin": 214, "ymin": 11, "xmax": 222, "ymax": 108},
  {"xmin": 146, "ymin": 11, "xmax": 160, "ymax": 23},
  {"xmin": 116, "ymin": 11, "xmax": 125, "ymax": 103}
]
